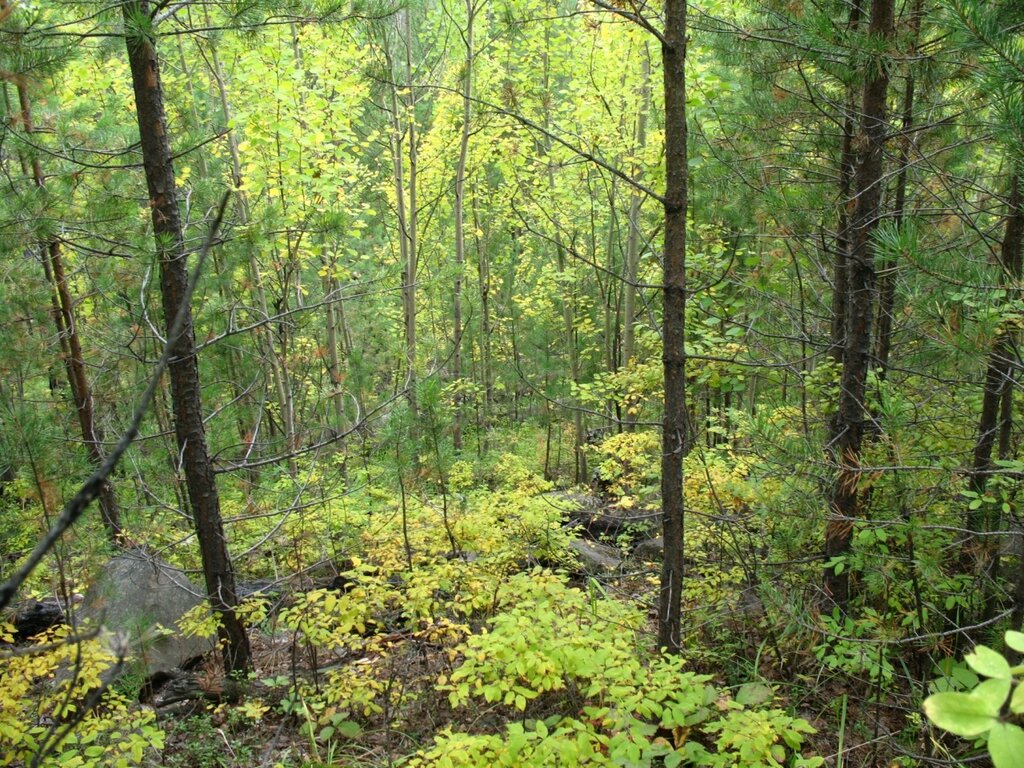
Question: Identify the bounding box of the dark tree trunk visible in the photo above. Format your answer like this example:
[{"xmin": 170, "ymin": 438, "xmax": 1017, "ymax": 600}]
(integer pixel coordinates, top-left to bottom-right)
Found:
[
  {"xmin": 968, "ymin": 175, "xmax": 1023, "ymax": 504},
  {"xmin": 829, "ymin": 0, "xmax": 863, "ymax": 366},
  {"xmin": 875, "ymin": 0, "xmax": 922, "ymax": 380},
  {"xmin": 824, "ymin": 0, "xmax": 894, "ymax": 610},
  {"xmin": 16, "ymin": 83, "xmax": 122, "ymax": 544},
  {"xmin": 658, "ymin": 0, "xmax": 689, "ymax": 654},
  {"xmin": 967, "ymin": 174, "xmax": 1022, "ymax": 626},
  {"xmin": 121, "ymin": 2, "xmax": 251, "ymax": 673},
  {"xmin": 999, "ymin": 377, "xmax": 1014, "ymax": 462}
]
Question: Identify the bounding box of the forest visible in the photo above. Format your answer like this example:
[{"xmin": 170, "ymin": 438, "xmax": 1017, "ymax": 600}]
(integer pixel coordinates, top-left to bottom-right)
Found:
[{"xmin": 1, "ymin": 0, "xmax": 1023, "ymax": 765}]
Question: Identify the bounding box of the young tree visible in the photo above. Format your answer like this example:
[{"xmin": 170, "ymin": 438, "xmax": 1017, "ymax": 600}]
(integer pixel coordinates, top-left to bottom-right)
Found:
[
  {"xmin": 451, "ymin": 0, "xmax": 478, "ymax": 452},
  {"xmin": 121, "ymin": 1, "xmax": 250, "ymax": 673},
  {"xmin": 10, "ymin": 51, "xmax": 122, "ymax": 544},
  {"xmin": 823, "ymin": 0, "xmax": 895, "ymax": 609},
  {"xmin": 658, "ymin": 0, "xmax": 689, "ymax": 654}
]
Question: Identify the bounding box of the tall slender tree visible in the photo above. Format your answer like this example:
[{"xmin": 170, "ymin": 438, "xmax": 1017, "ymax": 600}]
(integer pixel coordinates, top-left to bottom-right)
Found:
[
  {"xmin": 13, "ymin": 75, "xmax": 122, "ymax": 545},
  {"xmin": 121, "ymin": 0, "xmax": 250, "ymax": 673},
  {"xmin": 823, "ymin": 0, "xmax": 895, "ymax": 609},
  {"xmin": 659, "ymin": 0, "xmax": 689, "ymax": 654},
  {"xmin": 451, "ymin": 0, "xmax": 478, "ymax": 452}
]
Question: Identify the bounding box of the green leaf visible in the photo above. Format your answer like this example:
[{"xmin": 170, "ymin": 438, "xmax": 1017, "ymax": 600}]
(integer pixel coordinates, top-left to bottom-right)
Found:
[
  {"xmin": 735, "ymin": 682, "xmax": 773, "ymax": 707},
  {"xmin": 973, "ymin": 678, "xmax": 1013, "ymax": 712},
  {"xmin": 923, "ymin": 691, "xmax": 999, "ymax": 737},
  {"xmin": 1011, "ymin": 683, "xmax": 1024, "ymax": 714},
  {"xmin": 1005, "ymin": 631, "xmax": 1024, "ymax": 654},
  {"xmin": 989, "ymin": 722, "xmax": 1024, "ymax": 768},
  {"xmin": 336, "ymin": 720, "xmax": 361, "ymax": 738},
  {"xmin": 967, "ymin": 646, "xmax": 1012, "ymax": 679}
]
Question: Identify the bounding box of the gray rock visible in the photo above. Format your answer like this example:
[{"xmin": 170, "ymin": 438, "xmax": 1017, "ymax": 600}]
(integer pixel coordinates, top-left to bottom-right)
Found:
[
  {"xmin": 78, "ymin": 550, "xmax": 216, "ymax": 676},
  {"xmin": 569, "ymin": 539, "xmax": 623, "ymax": 573},
  {"xmin": 632, "ymin": 536, "xmax": 664, "ymax": 562}
]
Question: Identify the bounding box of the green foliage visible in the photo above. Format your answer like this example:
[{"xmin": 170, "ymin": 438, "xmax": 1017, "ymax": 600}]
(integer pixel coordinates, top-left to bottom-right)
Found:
[
  {"xmin": 923, "ymin": 632, "xmax": 1024, "ymax": 768},
  {"xmin": 590, "ymin": 431, "xmax": 661, "ymax": 502},
  {"xmin": 413, "ymin": 571, "xmax": 821, "ymax": 767}
]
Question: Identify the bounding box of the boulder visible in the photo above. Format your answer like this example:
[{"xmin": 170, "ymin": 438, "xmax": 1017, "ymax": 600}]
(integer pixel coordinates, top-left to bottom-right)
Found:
[
  {"xmin": 10, "ymin": 599, "xmax": 66, "ymax": 642},
  {"xmin": 569, "ymin": 539, "xmax": 623, "ymax": 573},
  {"xmin": 632, "ymin": 536, "xmax": 664, "ymax": 562},
  {"xmin": 78, "ymin": 550, "xmax": 216, "ymax": 676}
]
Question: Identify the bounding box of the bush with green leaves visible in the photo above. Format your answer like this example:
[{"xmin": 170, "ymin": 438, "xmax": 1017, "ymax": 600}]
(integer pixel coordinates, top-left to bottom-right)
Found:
[
  {"xmin": 412, "ymin": 571, "xmax": 822, "ymax": 767},
  {"xmin": 924, "ymin": 631, "xmax": 1024, "ymax": 768}
]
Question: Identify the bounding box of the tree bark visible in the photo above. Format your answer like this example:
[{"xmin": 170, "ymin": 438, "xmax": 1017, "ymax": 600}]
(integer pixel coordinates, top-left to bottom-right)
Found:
[
  {"xmin": 966, "ymin": 174, "xmax": 1022, "ymax": 625},
  {"xmin": 658, "ymin": 0, "xmax": 689, "ymax": 654},
  {"xmin": 875, "ymin": 0, "xmax": 922, "ymax": 380},
  {"xmin": 472, "ymin": 186, "xmax": 492, "ymax": 453},
  {"xmin": 968, "ymin": 175, "xmax": 1022, "ymax": 505},
  {"xmin": 121, "ymin": 1, "xmax": 250, "ymax": 673},
  {"xmin": 829, "ymin": 0, "xmax": 863, "ymax": 366},
  {"xmin": 823, "ymin": 0, "xmax": 888, "ymax": 610},
  {"xmin": 824, "ymin": 0, "xmax": 893, "ymax": 610},
  {"xmin": 399, "ymin": 7, "xmax": 419, "ymax": 417}
]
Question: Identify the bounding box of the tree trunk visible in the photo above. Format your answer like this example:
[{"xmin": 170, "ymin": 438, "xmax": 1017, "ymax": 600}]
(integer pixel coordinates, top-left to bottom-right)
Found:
[
  {"xmin": 539, "ymin": 34, "xmax": 586, "ymax": 484},
  {"xmin": 121, "ymin": 1, "xmax": 250, "ymax": 673},
  {"xmin": 472, "ymin": 186, "xmax": 492, "ymax": 453},
  {"xmin": 175, "ymin": 34, "xmax": 252, "ymax": 455},
  {"xmin": 829, "ymin": 0, "xmax": 863, "ymax": 366},
  {"xmin": 452, "ymin": 0, "xmax": 475, "ymax": 452},
  {"xmin": 968, "ymin": 174, "xmax": 1022, "ymax": 511},
  {"xmin": 623, "ymin": 44, "xmax": 650, "ymax": 382},
  {"xmin": 875, "ymin": 0, "xmax": 922, "ymax": 380},
  {"xmin": 967, "ymin": 173, "xmax": 1022, "ymax": 625},
  {"xmin": 400, "ymin": 7, "xmax": 419, "ymax": 417},
  {"xmin": 324, "ymin": 270, "xmax": 347, "ymax": 437},
  {"xmin": 16, "ymin": 82, "xmax": 122, "ymax": 544},
  {"xmin": 204, "ymin": 22, "xmax": 294, "ymax": 473},
  {"xmin": 824, "ymin": 0, "xmax": 894, "ymax": 610},
  {"xmin": 658, "ymin": 0, "xmax": 689, "ymax": 654}
]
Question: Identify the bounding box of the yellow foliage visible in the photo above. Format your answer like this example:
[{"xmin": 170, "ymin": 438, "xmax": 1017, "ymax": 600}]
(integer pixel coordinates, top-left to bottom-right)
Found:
[{"xmin": 0, "ymin": 626, "xmax": 163, "ymax": 767}]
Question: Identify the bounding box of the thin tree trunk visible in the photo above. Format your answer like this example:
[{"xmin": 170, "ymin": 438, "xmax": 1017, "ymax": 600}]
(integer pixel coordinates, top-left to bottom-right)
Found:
[
  {"xmin": 402, "ymin": 7, "xmax": 419, "ymax": 417},
  {"xmin": 452, "ymin": 0, "xmax": 475, "ymax": 452},
  {"xmin": 968, "ymin": 174, "xmax": 1022, "ymax": 507},
  {"xmin": 830, "ymin": 0, "xmax": 864, "ymax": 367},
  {"xmin": 875, "ymin": 0, "xmax": 922, "ymax": 379},
  {"xmin": 472, "ymin": 186, "xmax": 491, "ymax": 453},
  {"xmin": 324, "ymin": 270, "xmax": 347, "ymax": 436},
  {"xmin": 623, "ymin": 44, "xmax": 650, "ymax": 380},
  {"xmin": 968, "ymin": 173, "xmax": 1022, "ymax": 625},
  {"xmin": 999, "ymin": 373, "xmax": 1015, "ymax": 462},
  {"xmin": 603, "ymin": 175, "xmax": 619, "ymax": 383},
  {"xmin": 824, "ymin": 0, "xmax": 894, "ymax": 610},
  {"xmin": 203, "ymin": 16, "xmax": 294, "ymax": 471},
  {"xmin": 121, "ymin": 1, "xmax": 250, "ymax": 673},
  {"xmin": 658, "ymin": 0, "xmax": 689, "ymax": 654},
  {"xmin": 16, "ymin": 82, "xmax": 122, "ymax": 544},
  {"xmin": 384, "ymin": 11, "xmax": 419, "ymax": 419},
  {"xmin": 540, "ymin": 35, "xmax": 586, "ymax": 484},
  {"xmin": 176, "ymin": 34, "xmax": 253, "ymax": 454}
]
